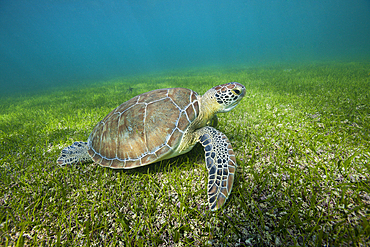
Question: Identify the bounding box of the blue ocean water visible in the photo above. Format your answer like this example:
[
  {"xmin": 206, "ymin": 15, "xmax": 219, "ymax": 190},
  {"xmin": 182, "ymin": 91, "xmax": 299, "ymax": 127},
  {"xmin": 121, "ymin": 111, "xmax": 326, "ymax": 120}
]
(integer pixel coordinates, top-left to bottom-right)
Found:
[{"xmin": 0, "ymin": 0, "xmax": 369, "ymax": 95}]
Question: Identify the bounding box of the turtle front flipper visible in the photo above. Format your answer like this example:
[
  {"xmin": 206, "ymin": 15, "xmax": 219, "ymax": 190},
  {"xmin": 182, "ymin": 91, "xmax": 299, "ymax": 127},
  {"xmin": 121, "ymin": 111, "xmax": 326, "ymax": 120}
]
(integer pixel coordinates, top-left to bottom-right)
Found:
[
  {"xmin": 57, "ymin": 141, "xmax": 92, "ymax": 166},
  {"xmin": 197, "ymin": 126, "xmax": 237, "ymax": 210}
]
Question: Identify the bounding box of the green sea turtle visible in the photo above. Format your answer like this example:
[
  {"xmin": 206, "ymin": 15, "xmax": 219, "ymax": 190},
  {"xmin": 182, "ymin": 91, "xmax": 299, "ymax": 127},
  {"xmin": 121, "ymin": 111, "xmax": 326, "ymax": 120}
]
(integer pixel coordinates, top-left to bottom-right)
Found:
[{"xmin": 57, "ymin": 82, "xmax": 246, "ymax": 210}]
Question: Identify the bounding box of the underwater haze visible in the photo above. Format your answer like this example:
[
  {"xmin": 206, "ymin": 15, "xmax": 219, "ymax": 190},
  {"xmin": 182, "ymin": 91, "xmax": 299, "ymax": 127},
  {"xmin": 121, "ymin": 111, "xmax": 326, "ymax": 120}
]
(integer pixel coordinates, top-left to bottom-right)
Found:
[{"xmin": 0, "ymin": 0, "xmax": 370, "ymax": 95}]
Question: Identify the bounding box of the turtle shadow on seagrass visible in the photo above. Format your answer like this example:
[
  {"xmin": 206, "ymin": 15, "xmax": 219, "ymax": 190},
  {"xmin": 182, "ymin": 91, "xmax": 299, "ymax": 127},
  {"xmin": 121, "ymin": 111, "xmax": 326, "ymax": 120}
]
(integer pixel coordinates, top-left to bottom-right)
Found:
[{"xmin": 57, "ymin": 82, "xmax": 246, "ymax": 210}]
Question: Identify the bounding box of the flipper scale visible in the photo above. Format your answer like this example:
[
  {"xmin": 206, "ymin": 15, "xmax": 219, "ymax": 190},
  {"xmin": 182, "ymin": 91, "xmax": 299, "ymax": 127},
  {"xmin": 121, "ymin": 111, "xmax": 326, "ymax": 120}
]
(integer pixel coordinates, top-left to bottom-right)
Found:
[{"xmin": 198, "ymin": 126, "xmax": 236, "ymax": 210}]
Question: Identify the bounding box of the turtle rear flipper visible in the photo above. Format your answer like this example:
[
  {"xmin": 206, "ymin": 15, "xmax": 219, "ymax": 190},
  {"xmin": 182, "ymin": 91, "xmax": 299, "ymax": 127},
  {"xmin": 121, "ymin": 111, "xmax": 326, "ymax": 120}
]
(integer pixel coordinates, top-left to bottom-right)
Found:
[
  {"xmin": 57, "ymin": 141, "xmax": 92, "ymax": 166},
  {"xmin": 197, "ymin": 126, "xmax": 237, "ymax": 211}
]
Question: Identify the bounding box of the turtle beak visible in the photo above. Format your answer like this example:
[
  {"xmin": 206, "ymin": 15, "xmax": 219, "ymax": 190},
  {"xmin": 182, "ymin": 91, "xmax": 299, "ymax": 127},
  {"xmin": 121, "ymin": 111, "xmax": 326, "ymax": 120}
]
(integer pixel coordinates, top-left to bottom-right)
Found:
[
  {"xmin": 223, "ymin": 103, "xmax": 238, "ymax": 112},
  {"xmin": 240, "ymin": 86, "xmax": 246, "ymax": 97}
]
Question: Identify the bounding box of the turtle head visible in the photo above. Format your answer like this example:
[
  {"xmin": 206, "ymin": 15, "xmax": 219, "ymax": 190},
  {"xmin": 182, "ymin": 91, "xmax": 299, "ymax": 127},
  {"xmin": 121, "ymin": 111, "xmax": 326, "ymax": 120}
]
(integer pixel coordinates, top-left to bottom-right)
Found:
[{"xmin": 203, "ymin": 82, "xmax": 246, "ymax": 113}]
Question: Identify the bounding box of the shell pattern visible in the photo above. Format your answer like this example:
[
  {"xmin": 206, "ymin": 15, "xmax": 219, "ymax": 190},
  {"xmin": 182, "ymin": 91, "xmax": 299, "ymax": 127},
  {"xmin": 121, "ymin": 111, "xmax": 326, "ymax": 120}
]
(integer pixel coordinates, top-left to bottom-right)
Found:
[{"xmin": 87, "ymin": 88, "xmax": 199, "ymax": 169}]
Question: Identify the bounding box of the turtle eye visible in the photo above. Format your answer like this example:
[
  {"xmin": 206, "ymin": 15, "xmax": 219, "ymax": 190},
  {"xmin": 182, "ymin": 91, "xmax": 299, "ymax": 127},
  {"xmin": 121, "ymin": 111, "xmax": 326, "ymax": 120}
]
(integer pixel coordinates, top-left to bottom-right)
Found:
[{"xmin": 232, "ymin": 89, "xmax": 241, "ymax": 95}]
